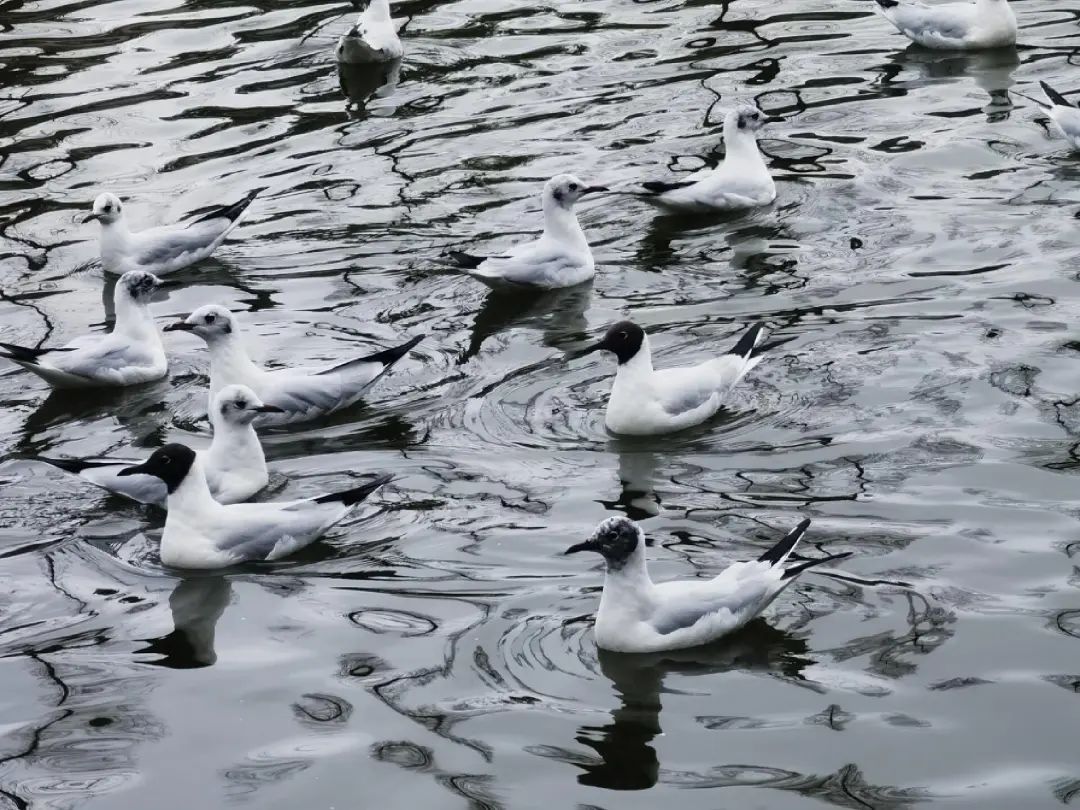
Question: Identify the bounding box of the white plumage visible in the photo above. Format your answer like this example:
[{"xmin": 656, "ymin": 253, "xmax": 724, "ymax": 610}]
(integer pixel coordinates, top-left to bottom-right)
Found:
[
  {"xmin": 872, "ymin": 0, "xmax": 1016, "ymax": 51},
  {"xmin": 335, "ymin": 0, "xmax": 403, "ymax": 64}
]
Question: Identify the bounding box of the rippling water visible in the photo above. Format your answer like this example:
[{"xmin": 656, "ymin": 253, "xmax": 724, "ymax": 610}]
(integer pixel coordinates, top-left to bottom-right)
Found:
[{"xmin": 3, "ymin": 0, "xmax": 1080, "ymax": 807}]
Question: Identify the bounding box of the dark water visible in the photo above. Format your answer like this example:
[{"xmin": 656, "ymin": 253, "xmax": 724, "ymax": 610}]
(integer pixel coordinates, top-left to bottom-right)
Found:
[{"xmin": 2, "ymin": 0, "xmax": 1080, "ymax": 807}]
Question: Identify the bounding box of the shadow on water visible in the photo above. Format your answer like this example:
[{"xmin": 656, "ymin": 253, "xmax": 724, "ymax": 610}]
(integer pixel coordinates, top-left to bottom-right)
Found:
[{"xmin": 138, "ymin": 576, "xmax": 232, "ymax": 669}]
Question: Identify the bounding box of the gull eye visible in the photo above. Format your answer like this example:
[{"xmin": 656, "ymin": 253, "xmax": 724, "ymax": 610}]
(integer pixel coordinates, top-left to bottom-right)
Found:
[
  {"xmin": 234, "ymin": 399, "xmax": 246, "ymax": 409},
  {"xmin": 568, "ymin": 182, "xmax": 579, "ymax": 191},
  {"xmin": 620, "ymin": 331, "xmax": 628, "ymax": 339},
  {"xmin": 161, "ymin": 456, "xmax": 171, "ymax": 465},
  {"xmin": 204, "ymin": 313, "xmax": 216, "ymax": 324}
]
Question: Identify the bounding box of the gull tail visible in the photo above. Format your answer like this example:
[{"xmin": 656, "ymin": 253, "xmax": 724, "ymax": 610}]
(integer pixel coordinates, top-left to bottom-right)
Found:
[
  {"xmin": 0, "ymin": 341, "xmax": 70, "ymax": 366},
  {"xmin": 758, "ymin": 518, "xmax": 811, "ymax": 567},
  {"xmin": 874, "ymin": 0, "xmax": 900, "ymax": 8},
  {"xmin": 641, "ymin": 179, "xmax": 695, "ymax": 196},
  {"xmin": 36, "ymin": 456, "xmax": 117, "ymax": 474},
  {"xmin": 446, "ymin": 250, "xmax": 485, "ymax": 270},
  {"xmin": 782, "ymin": 551, "xmax": 853, "ymax": 580},
  {"xmin": 727, "ymin": 321, "xmax": 767, "ymax": 360},
  {"xmin": 1040, "ymin": 80, "xmax": 1073, "ymax": 109},
  {"xmin": 191, "ymin": 189, "xmax": 260, "ymax": 226},
  {"xmin": 322, "ymin": 334, "xmax": 423, "ymax": 377},
  {"xmin": 314, "ymin": 473, "xmax": 392, "ymax": 506}
]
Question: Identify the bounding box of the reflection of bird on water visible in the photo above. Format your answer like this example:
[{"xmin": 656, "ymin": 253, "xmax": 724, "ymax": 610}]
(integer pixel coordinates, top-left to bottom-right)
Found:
[
  {"xmin": 461, "ymin": 282, "xmax": 591, "ymax": 363},
  {"xmin": 139, "ymin": 576, "xmax": 232, "ymax": 669},
  {"xmin": 572, "ymin": 620, "xmax": 812, "ymax": 790},
  {"xmin": 878, "ymin": 46, "xmax": 1019, "ymax": 113},
  {"xmin": 337, "ymin": 58, "xmax": 401, "ymax": 111}
]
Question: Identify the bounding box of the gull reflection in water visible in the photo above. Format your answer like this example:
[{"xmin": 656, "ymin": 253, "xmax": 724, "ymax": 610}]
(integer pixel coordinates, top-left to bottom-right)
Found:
[
  {"xmin": 139, "ymin": 576, "xmax": 232, "ymax": 669},
  {"xmin": 574, "ymin": 620, "xmax": 812, "ymax": 791}
]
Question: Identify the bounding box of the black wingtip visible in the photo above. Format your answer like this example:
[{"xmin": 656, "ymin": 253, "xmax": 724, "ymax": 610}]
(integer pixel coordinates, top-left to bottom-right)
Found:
[
  {"xmin": 446, "ymin": 250, "xmax": 485, "ymax": 270},
  {"xmin": 1040, "ymin": 80, "xmax": 1073, "ymax": 109},
  {"xmin": 0, "ymin": 341, "xmax": 51, "ymax": 365},
  {"xmin": 782, "ymin": 550, "xmax": 853, "ymax": 580},
  {"xmin": 360, "ymin": 334, "xmax": 424, "ymax": 367},
  {"xmin": 314, "ymin": 473, "xmax": 392, "ymax": 506},
  {"xmin": 192, "ymin": 188, "xmax": 260, "ymax": 225},
  {"xmin": 641, "ymin": 179, "xmax": 695, "ymax": 195},
  {"xmin": 727, "ymin": 322, "xmax": 766, "ymax": 360},
  {"xmin": 757, "ymin": 518, "xmax": 812, "ymax": 565},
  {"xmin": 36, "ymin": 456, "xmax": 100, "ymax": 474},
  {"xmin": 875, "ymin": 0, "xmax": 900, "ymax": 8}
]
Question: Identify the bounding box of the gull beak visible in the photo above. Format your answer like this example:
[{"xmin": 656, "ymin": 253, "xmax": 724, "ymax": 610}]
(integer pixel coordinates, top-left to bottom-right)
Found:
[
  {"xmin": 154, "ymin": 279, "xmax": 183, "ymax": 291},
  {"xmin": 117, "ymin": 461, "xmax": 150, "ymax": 478},
  {"xmin": 764, "ymin": 116, "xmax": 783, "ymax": 124},
  {"xmin": 564, "ymin": 539, "xmax": 601, "ymax": 555},
  {"xmin": 164, "ymin": 321, "xmax": 196, "ymax": 332},
  {"xmin": 570, "ymin": 338, "xmax": 609, "ymax": 360},
  {"xmin": 583, "ymin": 185, "xmax": 609, "ymax": 194},
  {"xmin": 252, "ymin": 404, "xmax": 285, "ymax": 414},
  {"xmin": 82, "ymin": 213, "xmax": 100, "ymax": 223}
]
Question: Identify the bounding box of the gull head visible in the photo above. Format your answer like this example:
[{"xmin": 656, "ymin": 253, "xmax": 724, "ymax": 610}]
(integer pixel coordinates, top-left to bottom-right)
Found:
[
  {"xmin": 118, "ymin": 443, "xmax": 196, "ymax": 494},
  {"xmin": 728, "ymin": 104, "xmax": 774, "ymax": 135},
  {"xmin": 213, "ymin": 384, "xmax": 284, "ymax": 427},
  {"xmin": 544, "ymin": 174, "xmax": 609, "ymax": 210},
  {"xmin": 165, "ymin": 304, "xmax": 237, "ymax": 343},
  {"xmin": 574, "ymin": 320, "xmax": 645, "ymax": 366},
  {"xmin": 565, "ymin": 516, "xmax": 644, "ymax": 570},
  {"xmin": 118, "ymin": 270, "xmax": 163, "ymax": 304},
  {"xmin": 84, "ymin": 192, "xmax": 124, "ymax": 225}
]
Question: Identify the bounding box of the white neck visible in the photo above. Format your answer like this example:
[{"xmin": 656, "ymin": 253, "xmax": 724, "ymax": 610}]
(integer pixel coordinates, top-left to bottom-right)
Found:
[
  {"xmin": 205, "ymin": 414, "xmax": 264, "ymax": 471},
  {"xmin": 613, "ymin": 335, "xmax": 655, "ymax": 385},
  {"xmin": 542, "ymin": 194, "xmax": 588, "ymax": 251},
  {"xmin": 362, "ymin": 0, "xmax": 392, "ymax": 23},
  {"xmin": 597, "ymin": 545, "xmax": 655, "ymax": 619},
  {"xmin": 722, "ymin": 123, "xmax": 766, "ymax": 168},
  {"xmin": 112, "ymin": 290, "xmax": 158, "ymax": 340},
  {"xmin": 165, "ymin": 456, "xmax": 223, "ymax": 518},
  {"xmin": 205, "ymin": 333, "xmax": 262, "ymax": 395}
]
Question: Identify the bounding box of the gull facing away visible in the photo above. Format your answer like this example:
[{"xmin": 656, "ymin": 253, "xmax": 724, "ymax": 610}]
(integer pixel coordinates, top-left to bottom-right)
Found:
[
  {"xmin": 117, "ymin": 444, "xmax": 391, "ymax": 569},
  {"xmin": 640, "ymin": 106, "xmax": 777, "ymax": 213},
  {"xmin": 873, "ymin": 0, "xmax": 1016, "ymax": 51},
  {"xmin": 0, "ymin": 271, "xmax": 167, "ymax": 389},
  {"xmin": 336, "ymin": 0, "xmax": 404, "ymax": 64},
  {"xmin": 36, "ymin": 384, "xmax": 282, "ymax": 507},
  {"xmin": 1022, "ymin": 81, "xmax": 1080, "ymax": 151},
  {"xmin": 575, "ymin": 320, "xmax": 767, "ymax": 436},
  {"xmin": 86, "ymin": 190, "xmax": 258, "ymax": 276},
  {"xmin": 566, "ymin": 516, "xmax": 851, "ymax": 653},
  {"xmin": 447, "ymin": 174, "xmax": 608, "ymax": 289},
  {"xmin": 166, "ymin": 305, "xmax": 423, "ymax": 426}
]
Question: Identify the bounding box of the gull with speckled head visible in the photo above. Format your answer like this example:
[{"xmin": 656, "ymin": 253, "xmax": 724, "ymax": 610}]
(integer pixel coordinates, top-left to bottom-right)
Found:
[
  {"xmin": 116, "ymin": 444, "xmax": 391, "ymax": 569},
  {"xmin": 36, "ymin": 384, "xmax": 281, "ymax": 507},
  {"xmin": 873, "ymin": 0, "xmax": 1016, "ymax": 50},
  {"xmin": 448, "ymin": 174, "xmax": 608, "ymax": 289},
  {"xmin": 0, "ymin": 270, "xmax": 167, "ymax": 388},
  {"xmin": 86, "ymin": 190, "xmax": 258, "ymax": 276},
  {"xmin": 166, "ymin": 305, "xmax": 423, "ymax": 426},
  {"xmin": 566, "ymin": 516, "xmax": 851, "ymax": 653},
  {"xmin": 575, "ymin": 320, "xmax": 767, "ymax": 436},
  {"xmin": 641, "ymin": 105, "xmax": 777, "ymax": 212},
  {"xmin": 336, "ymin": 0, "xmax": 403, "ymax": 64}
]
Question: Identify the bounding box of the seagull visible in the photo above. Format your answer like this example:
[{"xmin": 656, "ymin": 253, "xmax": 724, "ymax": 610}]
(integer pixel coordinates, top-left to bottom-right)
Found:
[
  {"xmin": 0, "ymin": 270, "xmax": 168, "ymax": 389},
  {"xmin": 872, "ymin": 0, "xmax": 1017, "ymax": 51},
  {"xmin": 165, "ymin": 305, "xmax": 423, "ymax": 426},
  {"xmin": 1018, "ymin": 80, "xmax": 1080, "ymax": 151},
  {"xmin": 117, "ymin": 443, "xmax": 391, "ymax": 569},
  {"xmin": 575, "ymin": 320, "xmax": 767, "ymax": 436},
  {"xmin": 447, "ymin": 174, "xmax": 608, "ymax": 289},
  {"xmin": 565, "ymin": 516, "xmax": 851, "ymax": 653},
  {"xmin": 336, "ymin": 0, "xmax": 404, "ymax": 64},
  {"xmin": 640, "ymin": 106, "xmax": 777, "ymax": 212},
  {"xmin": 36, "ymin": 384, "xmax": 282, "ymax": 507},
  {"xmin": 85, "ymin": 189, "xmax": 258, "ymax": 276}
]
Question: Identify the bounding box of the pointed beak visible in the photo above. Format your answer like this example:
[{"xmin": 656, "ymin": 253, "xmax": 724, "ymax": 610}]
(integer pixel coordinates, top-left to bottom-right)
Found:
[
  {"xmin": 583, "ymin": 185, "xmax": 609, "ymax": 194},
  {"xmin": 570, "ymin": 338, "xmax": 608, "ymax": 360},
  {"xmin": 764, "ymin": 116, "xmax": 783, "ymax": 124},
  {"xmin": 154, "ymin": 278, "xmax": 181, "ymax": 290},
  {"xmin": 164, "ymin": 320, "xmax": 195, "ymax": 332},
  {"xmin": 82, "ymin": 213, "xmax": 100, "ymax": 223},
  {"xmin": 252, "ymin": 404, "xmax": 284, "ymax": 413},
  {"xmin": 117, "ymin": 461, "xmax": 150, "ymax": 478},
  {"xmin": 564, "ymin": 539, "xmax": 600, "ymax": 555}
]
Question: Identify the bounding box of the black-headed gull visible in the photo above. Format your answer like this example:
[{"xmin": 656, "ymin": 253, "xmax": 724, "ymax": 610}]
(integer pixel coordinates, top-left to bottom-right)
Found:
[
  {"xmin": 165, "ymin": 304, "xmax": 423, "ymax": 426},
  {"xmin": 566, "ymin": 516, "xmax": 851, "ymax": 652},
  {"xmin": 37, "ymin": 384, "xmax": 282, "ymax": 506},
  {"xmin": 336, "ymin": 0, "xmax": 403, "ymax": 63},
  {"xmin": 873, "ymin": 0, "xmax": 1016, "ymax": 51},
  {"xmin": 641, "ymin": 106, "xmax": 777, "ymax": 212},
  {"xmin": 448, "ymin": 174, "xmax": 608, "ymax": 289},
  {"xmin": 117, "ymin": 443, "xmax": 391, "ymax": 569},
  {"xmin": 575, "ymin": 320, "xmax": 767, "ymax": 436},
  {"xmin": 85, "ymin": 190, "xmax": 258, "ymax": 276},
  {"xmin": 0, "ymin": 270, "xmax": 167, "ymax": 388}
]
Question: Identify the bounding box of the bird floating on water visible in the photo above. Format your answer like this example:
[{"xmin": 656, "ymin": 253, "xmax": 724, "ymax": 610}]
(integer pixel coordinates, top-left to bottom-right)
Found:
[
  {"xmin": 566, "ymin": 516, "xmax": 851, "ymax": 653},
  {"xmin": 118, "ymin": 443, "xmax": 391, "ymax": 569},
  {"xmin": 86, "ymin": 190, "xmax": 258, "ymax": 276},
  {"xmin": 37, "ymin": 384, "xmax": 281, "ymax": 507},
  {"xmin": 336, "ymin": 0, "xmax": 404, "ymax": 64},
  {"xmin": 166, "ymin": 304, "xmax": 423, "ymax": 426},
  {"xmin": 448, "ymin": 174, "xmax": 608, "ymax": 289},
  {"xmin": 872, "ymin": 0, "xmax": 1016, "ymax": 51},
  {"xmin": 0, "ymin": 270, "xmax": 168, "ymax": 389},
  {"xmin": 1018, "ymin": 80, "xmax": 1080, "ymax": 151},
  {"xmin": 575, "ymin": 320, "xmax": 767, "ymax": 436},
  {"xmin": 641, "ymin": 105, "xmax": 777, "ymax": 212}
]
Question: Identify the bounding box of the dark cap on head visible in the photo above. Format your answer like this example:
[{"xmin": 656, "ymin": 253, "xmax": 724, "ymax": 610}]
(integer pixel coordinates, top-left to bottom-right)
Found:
[
  {"xmin": 576, "ymin": 320, "xmax": 645, "ymax": 365},
  {"xmin": 564, "ymin": 516, "xmax": 642, "ymax": 570},
  {"xmin": 118, "ymin": 443, "xmax": 197, "ymax": 494}
]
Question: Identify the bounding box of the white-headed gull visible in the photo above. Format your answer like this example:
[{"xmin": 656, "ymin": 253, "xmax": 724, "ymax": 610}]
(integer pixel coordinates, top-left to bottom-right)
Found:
[
  {"xmin": 165, "ymin": 304, "xmax": 423, "ymax": 426},
  {"xmin": 566, "ymin": 516, "xmax": 851, "ymax": 652},
  {"xmin": 575, "ymin": 320, "xmax": 767, "ymax": 436},
  {"xmin": 336, "ymin": 0, "xmax": 404, "ymax": 63},
  {"xmin": 37, "ymin": 384, "xmax": 281, "ymax": 506},
  {"xmin": 448, "ymin": 174, "xmax": 608, "ymax": 289},
  {"xmin": 641, "ymin": 106, "xmax": 777, "ymax": 212},
  {"xmin": 117, "ymin": 443, "xmax": 391, "ymax": 569},
  {"xmin": 86, "ymin": 190, "xmax": 258, "ymax": 276},
  {"xmin": 0, "ymin": 270, "xmax": 168, "ymax": 388},
  {"xmin": 873, "ymin": 0, "xmax": 1016, "ymax": 50}
]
